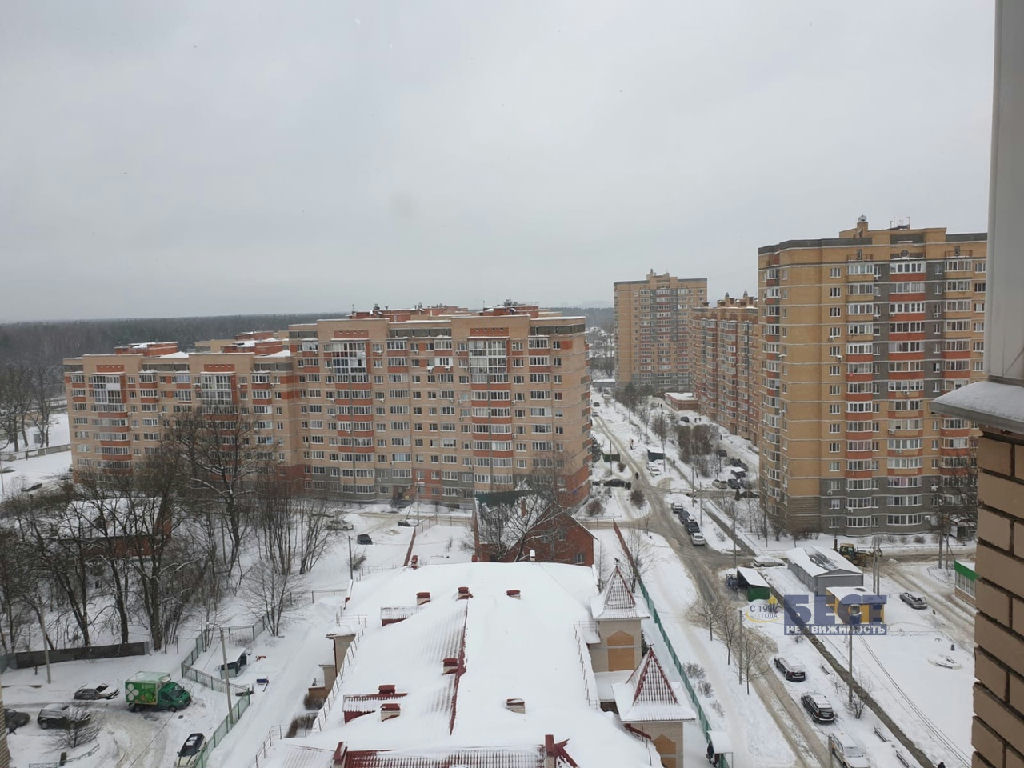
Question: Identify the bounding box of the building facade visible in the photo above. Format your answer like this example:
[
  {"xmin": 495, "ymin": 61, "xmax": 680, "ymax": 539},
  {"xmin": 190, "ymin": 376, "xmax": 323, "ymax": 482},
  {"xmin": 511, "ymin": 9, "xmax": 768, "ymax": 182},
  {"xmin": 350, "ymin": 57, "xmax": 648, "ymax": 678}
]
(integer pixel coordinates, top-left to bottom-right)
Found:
[
  {"xmin": 613, "ymin": 271, "xmax": 706, "ymax": 392},
  {"xmin": 692, "ymin": 292, "xmax": 760, "ymax": 444},
  {"xmin": 758, "ymin": 219, "xmax": 986, "ymax": 535},
  {"xmin": 933, "ymin": 6, "xmax": 1024, "ymax": 767},
  {"xmin": 64, "ymin": 305, "xmax": 592, "ymax": 507}
]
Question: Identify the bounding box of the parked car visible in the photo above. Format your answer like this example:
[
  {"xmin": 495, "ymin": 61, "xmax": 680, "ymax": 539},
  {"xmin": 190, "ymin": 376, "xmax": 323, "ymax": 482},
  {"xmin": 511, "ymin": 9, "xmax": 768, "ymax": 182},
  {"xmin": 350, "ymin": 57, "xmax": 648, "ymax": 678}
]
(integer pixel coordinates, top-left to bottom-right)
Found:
[
  {"xmin": 37, "ymin": 706, "xmax": 91, "ymax": 730},
  {"xmin": 900, "ymin": 592, "xmax": 927, "ymax": 610},
  {"xmin": 715, "ymin": 449, "xmax": 728, "ymax": 458},
  {"xmin": 773, "ymin": 656, "xmax": 806, "ymax": 682},
  {"xmin": 357, "ymin": 533, "xmax": 373, "ymax": 545},
  {"xmin": 4, "ymin": 709, "xmax": 29, "ymax": 732},
  {"xmin": 679, "ymin": 416, "xmax": 690, "ymax": 423},
  {"xmin": 828, "ymin": 732, "xmax": 870, "ymax": 768},
  {"xmin": 689, "ymin": 531, "xmax": 706, "ymax": 546},
  {"xmin": 397, "ymin": 520, "xmax": 411, "ymax": 527},
  {"xmin": 800, "ymin": 692, "xmax": 836, "ymax": 724},
  {"xmin": 712, "ymin": 479, "xmax": 728, "ymax": 489},
  {"xmin": 740, "ymin": 490, "xmax": 758, "ymax": 498},
  {"xmin": 685, "ymin": 520, "xmax": 700, "ymax": 534},
  {"xmin": 176, "ymin": 733, "xmax": 207, "ymax": 767},
  {"xmin": 74, "ymin": 683, "xmax": 118, "ymax": 700},
  {"xmin": 752, "ymin": 556, "xmax": 784, "ymax": 568},
  {"xmin": 727, "ymin": 478, "xmax": 741, "ymax": 489}
]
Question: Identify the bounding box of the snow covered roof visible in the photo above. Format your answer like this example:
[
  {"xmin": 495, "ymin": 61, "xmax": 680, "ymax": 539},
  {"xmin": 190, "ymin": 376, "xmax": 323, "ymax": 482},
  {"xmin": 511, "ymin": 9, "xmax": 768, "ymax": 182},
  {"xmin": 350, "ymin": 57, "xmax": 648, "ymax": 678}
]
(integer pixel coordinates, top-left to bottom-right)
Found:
[
  {"xmin": 932, "ymin": 380, "xmax": 1024, "ymax": 434},
  {"xmin": 786, "ymin": 546, "xmax": 860, "ymax": 578},
  {"xmin": 826, "ymin": 585, "xmax": 885, "ymax": 604},
  {"xmin": 279, "ymin": 562, "xmax": 652, "ymax": 768},
  {"xmin": 612, "ymin": 649, "xmax": 695, "ymax": 723},
  {"xmin": 590, "ymin": 566, "xmax": 650, "ymax": 621},
  {"xmin": 735, "ymin": 567, "xmax": 769, "ymax": 588}
]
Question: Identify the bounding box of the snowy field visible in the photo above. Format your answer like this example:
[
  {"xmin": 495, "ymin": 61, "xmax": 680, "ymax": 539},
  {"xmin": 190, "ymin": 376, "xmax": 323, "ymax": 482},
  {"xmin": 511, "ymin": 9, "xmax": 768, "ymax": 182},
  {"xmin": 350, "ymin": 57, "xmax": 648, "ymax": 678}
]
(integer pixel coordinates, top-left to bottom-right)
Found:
[{"xmin": 0, "ymin": 413, "xmax": 72, "ymax": 499}]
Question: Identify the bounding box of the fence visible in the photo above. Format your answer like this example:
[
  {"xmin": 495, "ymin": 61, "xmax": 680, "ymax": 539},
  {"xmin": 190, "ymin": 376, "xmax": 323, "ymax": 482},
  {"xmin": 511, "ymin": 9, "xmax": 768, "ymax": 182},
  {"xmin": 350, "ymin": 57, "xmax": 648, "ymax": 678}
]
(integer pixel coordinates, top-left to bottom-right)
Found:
[
  {"xmin": 10, "ymin": 641, "xmax": 150, "ymax": 670},
  {"xmin": 192, "ymin": 690, "xmax": 251, "ymax": 768},
  {"xmin": 612, "ymin": 523, "xmax": 728, "ymax": 768},
  {"xmin": 311, "ymin": 588, "xmax": 349, "ymax": 603}
]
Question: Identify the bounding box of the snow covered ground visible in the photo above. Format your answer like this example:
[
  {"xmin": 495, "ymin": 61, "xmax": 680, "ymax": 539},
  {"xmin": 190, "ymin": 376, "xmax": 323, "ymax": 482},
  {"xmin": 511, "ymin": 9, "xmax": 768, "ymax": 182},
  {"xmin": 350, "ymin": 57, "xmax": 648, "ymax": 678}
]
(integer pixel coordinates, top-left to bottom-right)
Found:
[
  {"xmin": 0, "ymin": 412, "xmax": 72, "ymax": 499},
  {"xmin": 2, "ymin": 510, "xmax": 475, "ymax": 768}
]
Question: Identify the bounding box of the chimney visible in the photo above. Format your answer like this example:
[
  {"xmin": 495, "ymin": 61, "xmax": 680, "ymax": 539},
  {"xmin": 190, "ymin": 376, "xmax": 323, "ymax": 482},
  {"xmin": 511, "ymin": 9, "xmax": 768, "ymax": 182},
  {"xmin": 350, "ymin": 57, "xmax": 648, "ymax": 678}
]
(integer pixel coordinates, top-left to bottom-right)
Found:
[
  {"xmin": 332, "ymin": 742, "xmax": 347, "ymax": 767},
  {"xmin": 416, "ymin": 591, "xmax": 430, "ymax": 606},
  {"xmin": 411, "ymin": 555, "xmax": 419, "ymax": 570},
  {"xmin": 544, "ymin": 734, "xmax": 556, "ymax": 768},
  {"xmin": 505, "ymin": 697, "xmax": 526, "ymax": 714},
  {"xmin": 378, "ymin": 684, "xmax": 396, "ymax": 695},
  {"xmin": 381, "ymin": 702, "xmax": 400, "ymax": 721},
  {"xmin": 443, "ymin": 657, "xmax": 460, "ymax": 674},
  {"xmin": 457, "ymin": 586, "xmax": 472, "ymax": 600},
  {"xmin": 506, "ymin": 589, "xmax": 521, "ymax": 599}
]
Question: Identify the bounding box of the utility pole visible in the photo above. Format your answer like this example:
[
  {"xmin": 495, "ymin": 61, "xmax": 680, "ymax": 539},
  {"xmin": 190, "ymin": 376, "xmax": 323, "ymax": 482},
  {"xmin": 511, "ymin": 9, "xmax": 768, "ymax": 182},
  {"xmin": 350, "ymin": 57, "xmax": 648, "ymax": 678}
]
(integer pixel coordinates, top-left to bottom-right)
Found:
[
  {"xmin": 37, "ymin": 612, "xmax": 51, "ymax": 684},
  {"xmin": 737, "ymin": 608, "xmax": 744, "ymax": 685},
  {"xmin": 347, "ymin": 535, "xmax": 353, "ymax": 580},
  {"xmin": 848, "ymin": 627, "xmax": 854, "ymax": 706},
  {"xmin": 220, "ymin": 626, "xmax": 234, "ymax": 725}
]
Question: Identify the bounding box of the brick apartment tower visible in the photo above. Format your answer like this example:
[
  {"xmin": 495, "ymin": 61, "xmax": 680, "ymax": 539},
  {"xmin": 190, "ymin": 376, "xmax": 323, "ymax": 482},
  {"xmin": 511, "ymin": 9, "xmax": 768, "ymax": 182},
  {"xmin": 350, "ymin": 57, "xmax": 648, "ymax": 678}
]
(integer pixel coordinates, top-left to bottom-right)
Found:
[
  {"xmin": 933, "ymin": 4, "xmax": 1024, "ymax": 766},
  {"xmin": 613, "ymin": 271, "xmax": 706, "ymax": 392},
  {"xmin": 64, "ymin": 304, "xmax": 592, "ymax": 507},
  {"xmin": 757, "ymin": 220, "xmax": 987, "ymax": 536},
  {"xmin": 691, "ymin": 292, "xmax": 760, "ymax": 444}
]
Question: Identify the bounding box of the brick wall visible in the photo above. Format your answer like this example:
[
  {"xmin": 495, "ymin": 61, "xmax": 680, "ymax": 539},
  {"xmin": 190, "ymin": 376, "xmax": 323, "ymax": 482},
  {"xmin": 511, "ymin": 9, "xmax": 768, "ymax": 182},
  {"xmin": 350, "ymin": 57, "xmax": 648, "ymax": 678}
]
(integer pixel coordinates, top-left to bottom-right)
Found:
[{"xmin": 973, "ymin": 432, "xmax": 1024, "ymax": 768}]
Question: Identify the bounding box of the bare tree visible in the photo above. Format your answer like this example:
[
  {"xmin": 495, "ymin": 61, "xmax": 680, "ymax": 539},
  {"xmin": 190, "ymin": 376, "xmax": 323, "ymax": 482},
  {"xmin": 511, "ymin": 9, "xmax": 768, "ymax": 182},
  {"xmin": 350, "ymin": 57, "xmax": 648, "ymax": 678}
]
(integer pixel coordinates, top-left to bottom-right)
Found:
[
  {"xmin": 169, "ymin": 405, "xmax": 263, "ymax": 572},
  {"xmin": 693, "ymin": 594, "xmax": 725, "ymax": 642},
  {"xmin": 740, "ymin": 630, "xmax": 775, "ymax": 694},
  {"xmin": 242, "ymin": 558, "xmax": 298, "ymax": 636},
  {"xmin": 0, "ymin": 527, "xmax": 33, "ymax": 652},
  {"xmin": 27, "ymin": 364, "xmax": 60, "ymax": 448},
  {"xmin": 475, "ymin": 471, "xmax": 577, "ymax": 563},
  {"xmin": 717, "ymin": 607, "xmax": 740, "ymax": 666},
  {"xmin": 0, "ymin": 364, "xmax": 32, "ymax": 451},
  {"xmin": 50, "ymin": 708, "xmax": 99, "ymax": 750},
  {"xmin": 621, "ymin": 526, "xmax": 655, "ymax": 591}
]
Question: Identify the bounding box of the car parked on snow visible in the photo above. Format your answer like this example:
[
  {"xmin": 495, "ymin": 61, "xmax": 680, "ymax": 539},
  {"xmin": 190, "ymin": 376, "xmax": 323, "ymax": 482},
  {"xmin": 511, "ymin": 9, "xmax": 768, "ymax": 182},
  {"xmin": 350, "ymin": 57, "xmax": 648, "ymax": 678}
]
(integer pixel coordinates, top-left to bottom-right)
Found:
[
  {"xmin": 828, "ymin": 732, "xmax": 870, "ymax": 768},
  {"xmin": 712, "ymin": 479, "xmax": 728, "ymax": 489},
  {"xmin": 4, "ymin": 709, "xmax": 29, "ymax": 732},
  {"xmin": 773, "ymin": 656, "xmax": 806, "ymax": 682},
  {"xmin": 357, "ymin": 533, "xmax": 373, "ymax": 545},
  {"xmin": 74, "ymin": 683, "xmax": 118, "ymax": 700},
  {"xmin": 727, "ymin": 478, "xmax": 741, "ymax": 489},
  {"xmin": 37, "ymin": 706, "xmax": 91, "ymax": 730},
  {"xmin": 689, "ymin": 531, "xmax": 706, "ymax": 546},
  {"xmin": 900, "ymin": 592, "xmax": 927, "ymax": 610},
  {"xmin": 685, "ymin": 520, "xmax": 700, "ymax": 534},
  {"xmin": 176, "ymin": 733, "xmax": 206, "ymax": 767},
  {"xmin": 800, "ymin": 692, "xmax": 835, "ymax": 724}
]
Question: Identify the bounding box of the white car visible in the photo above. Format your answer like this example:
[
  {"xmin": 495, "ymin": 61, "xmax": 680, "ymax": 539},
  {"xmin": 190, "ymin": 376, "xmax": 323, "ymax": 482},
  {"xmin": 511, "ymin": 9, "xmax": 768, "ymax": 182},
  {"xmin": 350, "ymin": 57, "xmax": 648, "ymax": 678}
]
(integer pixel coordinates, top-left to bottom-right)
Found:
[
  {"xmin": 828, "ymin": 732, "xmax": 870, "ymax": 768},
  {"xmin": 689, "ymin": 531, "xmax": 706, "ymax": 546}
]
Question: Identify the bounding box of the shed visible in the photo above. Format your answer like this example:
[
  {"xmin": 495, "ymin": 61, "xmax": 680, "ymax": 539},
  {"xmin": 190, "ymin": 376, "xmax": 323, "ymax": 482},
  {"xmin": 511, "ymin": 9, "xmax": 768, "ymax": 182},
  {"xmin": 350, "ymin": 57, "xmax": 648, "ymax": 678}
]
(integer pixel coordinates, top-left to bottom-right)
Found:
[
  {"xmin": 785, "ymin": 546, "xmax": 863, "ymax": 596},
  {"xmin": 735, "ymin": 567, "xmax": 771, "ymax": 602},
  {"xmin": 954, "ymin": 560, "xmax": 976, "ymax": 605},
  {"xmin": 825, "ymin": 585, "xmax": 886, "ymax": 625}
]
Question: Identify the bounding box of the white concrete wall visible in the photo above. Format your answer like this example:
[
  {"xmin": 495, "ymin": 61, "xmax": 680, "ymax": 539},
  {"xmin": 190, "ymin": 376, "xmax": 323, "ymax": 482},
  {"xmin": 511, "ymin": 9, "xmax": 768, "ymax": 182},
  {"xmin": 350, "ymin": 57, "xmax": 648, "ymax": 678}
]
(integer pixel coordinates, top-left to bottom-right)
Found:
[{"xmin": 987, "ymin": 1, "xmax": 1024, "ymax": 383}]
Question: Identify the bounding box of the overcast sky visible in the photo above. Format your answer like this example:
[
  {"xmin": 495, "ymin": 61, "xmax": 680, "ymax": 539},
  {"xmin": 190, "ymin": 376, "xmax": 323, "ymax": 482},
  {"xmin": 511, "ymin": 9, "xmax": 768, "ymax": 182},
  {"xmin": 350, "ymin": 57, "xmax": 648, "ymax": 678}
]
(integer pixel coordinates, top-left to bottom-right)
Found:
[{"xmin": 0, "ymin": 1, "xmax": 995, "ymax": 322}]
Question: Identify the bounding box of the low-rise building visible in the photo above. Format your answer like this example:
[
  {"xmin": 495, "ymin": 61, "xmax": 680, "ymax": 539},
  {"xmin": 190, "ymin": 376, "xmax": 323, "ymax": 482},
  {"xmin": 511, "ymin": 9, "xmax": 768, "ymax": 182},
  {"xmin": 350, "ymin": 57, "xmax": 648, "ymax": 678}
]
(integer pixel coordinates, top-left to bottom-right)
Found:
[{"xmin": 785, "ymin": 546, "xmax": 863, "ymax": 596}]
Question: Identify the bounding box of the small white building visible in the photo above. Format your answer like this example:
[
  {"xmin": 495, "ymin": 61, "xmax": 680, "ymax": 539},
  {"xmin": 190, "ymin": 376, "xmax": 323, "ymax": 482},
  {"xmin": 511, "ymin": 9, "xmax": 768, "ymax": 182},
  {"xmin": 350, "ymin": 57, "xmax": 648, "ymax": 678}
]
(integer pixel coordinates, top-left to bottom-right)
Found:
[{"xmin": 785, "ymin": 546, "xmax": 863, "ymax": 596}]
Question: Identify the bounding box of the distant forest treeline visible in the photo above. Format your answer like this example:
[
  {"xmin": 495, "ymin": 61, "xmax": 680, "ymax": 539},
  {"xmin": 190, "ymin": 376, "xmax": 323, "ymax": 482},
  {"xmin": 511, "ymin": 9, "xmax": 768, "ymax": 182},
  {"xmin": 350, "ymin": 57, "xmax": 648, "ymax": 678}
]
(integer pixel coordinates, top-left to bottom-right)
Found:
[{"xmin": 0, "ymin": 306, "xmax": 614, "ymax": 368}]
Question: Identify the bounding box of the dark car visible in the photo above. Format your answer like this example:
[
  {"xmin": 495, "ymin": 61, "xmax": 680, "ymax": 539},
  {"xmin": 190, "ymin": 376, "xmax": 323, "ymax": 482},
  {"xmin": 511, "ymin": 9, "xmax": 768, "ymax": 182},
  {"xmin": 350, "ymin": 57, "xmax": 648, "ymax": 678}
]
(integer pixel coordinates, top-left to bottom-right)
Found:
[
  {"xmin": 800, "ymin": 692, "xmax": 836, "ymax": 724},
  {"xmin": 73, "ymin": 683, "xmax": 118, "ymax": 700},
  {"xmin": 357, "ymin": 533, "xmax": 373, "ymax": 545},
  {"xmin": 715, "ymin": 449, "xmax": 728, "ymax": 458},
  {"xmin": 397, "ymin": 520, "xmax": 412, "ymax": 527},
  {"xmin": 900, "ymin": 592, "xmax": 927, "ymax": 610},
  {"xmin": 774, "ymin": 656, "xmax": 807, "ymax": 682},
  {"xmin": 37, "ymin": 706, "xmax": 91, "ymax": 730},
  {"xmin": 176, "ymin": 733, "xmax": 206, "ymax": 767},
  {"xmin": 685, "ymin": 520, "xmax": 700, "ymax": 534},
  {"xmin": 727, "ymin": 478, "xmax": 740, "ymax": 489},
  {"xmin": 4, "ymin": 709, "xmax": 29, "ymax": 732}
]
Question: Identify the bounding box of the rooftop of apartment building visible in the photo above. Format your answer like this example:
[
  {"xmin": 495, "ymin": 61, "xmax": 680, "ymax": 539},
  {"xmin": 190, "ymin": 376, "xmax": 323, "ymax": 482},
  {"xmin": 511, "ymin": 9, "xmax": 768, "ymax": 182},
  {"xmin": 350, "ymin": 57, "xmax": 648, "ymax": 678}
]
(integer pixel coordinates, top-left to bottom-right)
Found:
[
  {"xmin": 695, "ymin": 292, "xmax": 758, "ymax": 310},
  {"xmin": 757, "ymin": 215, "xmax": 988, "ymax": 255},
  {"xmin": 613, "ymin": 270, "xmax": 707, "ymax": 287},
  {"xmin": 257, "ymin": 562, "xmax": 687, "ymax": 768}
]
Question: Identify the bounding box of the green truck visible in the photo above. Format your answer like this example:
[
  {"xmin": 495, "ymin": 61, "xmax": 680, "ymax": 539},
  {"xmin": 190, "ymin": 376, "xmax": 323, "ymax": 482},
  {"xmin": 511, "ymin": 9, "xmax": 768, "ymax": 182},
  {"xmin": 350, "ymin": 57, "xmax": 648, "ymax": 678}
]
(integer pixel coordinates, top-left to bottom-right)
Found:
[{"xmin": 125, "ymin": 672, "xmax": 192, "ymax": 712}]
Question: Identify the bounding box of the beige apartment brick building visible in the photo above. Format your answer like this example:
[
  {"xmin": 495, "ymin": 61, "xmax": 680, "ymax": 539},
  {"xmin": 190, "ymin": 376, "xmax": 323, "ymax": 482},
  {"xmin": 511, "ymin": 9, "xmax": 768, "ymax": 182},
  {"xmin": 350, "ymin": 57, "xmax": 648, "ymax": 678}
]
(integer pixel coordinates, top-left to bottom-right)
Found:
[
  {"xmin": 64, "ymin": 305, "xmax": 592, "ymax": 507},
  {"xmin": 933, "ymin": 6, "xmax": 1024, "ymax": 767},
  {"xmin": 692, "ymin": 292, "xmax": 760, "ymax": 444},
  {"xmin": 613, "ymin": 271, "xmax": 706, "ymax": 392},
  {"xmin": 757, "ymin": 219, "xmax": 987, "ymax": 536}
]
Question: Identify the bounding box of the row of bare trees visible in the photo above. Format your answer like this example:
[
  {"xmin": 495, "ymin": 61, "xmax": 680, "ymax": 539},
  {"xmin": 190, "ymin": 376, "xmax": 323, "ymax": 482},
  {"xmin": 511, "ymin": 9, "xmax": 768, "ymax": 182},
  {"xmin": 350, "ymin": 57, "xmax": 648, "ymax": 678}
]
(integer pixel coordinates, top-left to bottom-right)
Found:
[
  {"xmin": 0, "ymin": 406, "xmax": 339, "ymax": 653},
  {"xmin": 694, "ymin": 594, "xmax": 776, "ymax": 694},
  {"xmin": 0, "ymin": 362, "xmax": 61, "ymax": 452}
]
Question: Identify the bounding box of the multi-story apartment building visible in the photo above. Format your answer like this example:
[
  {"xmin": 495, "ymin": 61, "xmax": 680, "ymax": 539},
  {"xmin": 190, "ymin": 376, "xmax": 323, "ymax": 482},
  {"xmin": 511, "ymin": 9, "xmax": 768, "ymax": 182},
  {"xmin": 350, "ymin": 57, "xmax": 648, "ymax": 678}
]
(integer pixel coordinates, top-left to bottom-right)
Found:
[
  {"xmin": 935, "ymin": 7, "xmax": 1024, "ymax": 767},
  {"xmin": 757, "ymin": 218, "xmax": 987, "ymax": 535},
  {"xmin": 692, "ymin": 292, "xmax": 760, "ymax": 444},
  {"xmin": 613, "ymin": 271, "xmax": 706, "ymax": 392},
  {"xmin": 64, "ymin": 304, "xmax": 591, "ymax": 507}
]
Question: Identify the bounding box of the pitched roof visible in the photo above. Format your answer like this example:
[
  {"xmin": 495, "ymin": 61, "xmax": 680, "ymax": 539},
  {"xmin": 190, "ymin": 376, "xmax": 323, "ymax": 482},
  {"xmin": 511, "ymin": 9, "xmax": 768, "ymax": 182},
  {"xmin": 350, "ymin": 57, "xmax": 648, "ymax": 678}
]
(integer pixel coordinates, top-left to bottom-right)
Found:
[
  {"xmin": 612, "ymin": 650, "xmax": 695, "ymax": 723},
  {"xmin": 590, "ymin": 566, "xmax": 650, "ymax": 620}
]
